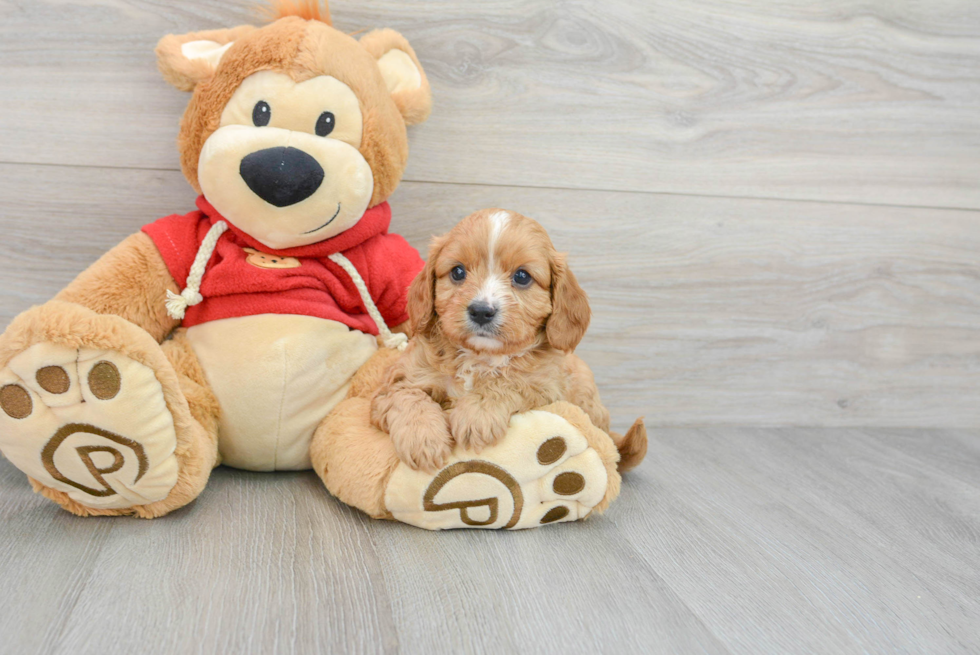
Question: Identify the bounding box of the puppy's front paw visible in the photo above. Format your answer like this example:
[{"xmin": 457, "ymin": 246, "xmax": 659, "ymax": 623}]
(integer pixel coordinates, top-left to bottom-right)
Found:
[
  {"xmin": 390, "ymin": 420, "xmax": 453, "ymax": 473},
  {"xmin": 372, "ymin": 388, "xmax": 452, "ymax": 471},
  {"xmin": 370, "ymin": 392, "xmax": 393, "ymax": 432},
  {"xmin": 450, "ymin": 403, "xmax": 510, "ymax": 453}
]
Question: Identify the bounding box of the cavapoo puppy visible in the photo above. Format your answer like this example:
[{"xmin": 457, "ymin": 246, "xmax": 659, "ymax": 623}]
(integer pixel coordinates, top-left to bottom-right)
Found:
[{"xmin": 371, "ymin": 209, "xmax": 647, "ymax": 472}]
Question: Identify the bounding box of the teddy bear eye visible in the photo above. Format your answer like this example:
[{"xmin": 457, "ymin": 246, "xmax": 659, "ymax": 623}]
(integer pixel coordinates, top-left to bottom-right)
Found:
[
  {"xmin": 450, "ymin": 265, "xmax": 466, "ymax": 282},
  {"xmin": 512, "ymin": 268, "xmax": 532, "ymax": 288},
  {"xmin": 252, "ymin": 101, "xmax": 271, "ymax": 127},
  {"xmin": 315, "ymin": 111, "xmax": 335, "ymax": 137}
]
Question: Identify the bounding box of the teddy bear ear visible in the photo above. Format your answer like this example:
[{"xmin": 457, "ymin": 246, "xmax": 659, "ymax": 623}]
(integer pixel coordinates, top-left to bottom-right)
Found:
[
  {"xmin": 359, "ymin": 28, "xmax": 432, "ymax": 125},
  {"xmin": 155, "ymin": 25, "xmax": 256, "ymax": 92}
]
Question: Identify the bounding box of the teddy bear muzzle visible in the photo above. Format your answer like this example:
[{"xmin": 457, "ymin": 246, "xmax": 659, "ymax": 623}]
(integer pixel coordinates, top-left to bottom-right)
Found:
[{"xmin": 239, "ymin": 146, "xmax": 325, "ymax": 208}]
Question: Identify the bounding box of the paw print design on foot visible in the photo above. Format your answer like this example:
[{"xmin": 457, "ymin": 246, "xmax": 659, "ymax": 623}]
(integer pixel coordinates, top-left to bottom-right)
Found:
[
  {"xmin": 0, "ymin": 343, "xmax": 179, "ymax": 509},
  {"xmin": 384, "ymin": 409, "xmax": 617, "ymax": 530}
]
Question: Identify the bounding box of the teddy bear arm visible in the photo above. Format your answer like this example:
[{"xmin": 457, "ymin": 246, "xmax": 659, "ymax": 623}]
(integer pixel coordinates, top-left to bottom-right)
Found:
[
  {"xmin": 313, "ymin": 396, "xmax": 626, "ymax": 529},
  {"xmin": 54, "ymin": 232, "xmax": 180, "ymax": 343}
]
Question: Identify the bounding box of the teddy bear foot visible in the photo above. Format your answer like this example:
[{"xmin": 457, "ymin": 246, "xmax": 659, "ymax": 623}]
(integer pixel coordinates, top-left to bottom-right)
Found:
[
  {"xmin": 0, "ymin": 342, "xmax": 180, "ymax": 510},
  {"xmin": 383, "ymin": 404, "xmax": 622, "ymax": 530}
]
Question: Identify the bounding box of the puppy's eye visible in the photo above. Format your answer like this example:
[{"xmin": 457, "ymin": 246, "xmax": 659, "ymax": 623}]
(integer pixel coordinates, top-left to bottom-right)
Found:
[
  {"xmin": 252, "ymin": 101, "xmax": 271, "ymax": 127},
  {"xmin": 450, "ymin": 265, "xmax": 466, "ymax": 282},
  {"xmin": 315, "ymin": 111, "xmax": 336, "ymax": 137},
  {"xmin": 512, "ymin": 268, "xmax": 532, "ymax": 288}
]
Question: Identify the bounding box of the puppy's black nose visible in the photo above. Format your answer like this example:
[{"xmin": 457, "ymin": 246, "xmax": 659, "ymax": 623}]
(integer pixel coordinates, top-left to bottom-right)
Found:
[
  {"xmin": 240, "ymin": 147, "xmax": 324, "ymax": 207},
  {"xmin": 468, "ymin": 302, "xmax": 498, "ymax": 326}
]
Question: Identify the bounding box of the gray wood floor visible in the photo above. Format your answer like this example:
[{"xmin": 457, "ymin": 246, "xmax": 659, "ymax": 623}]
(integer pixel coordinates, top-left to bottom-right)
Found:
[
  {"xmin": 0, "ymin": 1, "xmax": 978, "ymax": 654},
  {"xmin": 2, "ymin": 428, "xmax": 979, "ymax": 654}
]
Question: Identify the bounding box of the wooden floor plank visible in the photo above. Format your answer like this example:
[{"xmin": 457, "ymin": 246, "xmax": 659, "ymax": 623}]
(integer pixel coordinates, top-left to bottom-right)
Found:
[
  {"xmin": 0, "ymin": 0, "xmax": 978, "ymax": 207},
  {"xmin": 1, "ymin": 163, "xmax": 977, "ymax": 428},
  {"xmin": 857, "ymin": 428, "xmax": 980, "ymax": 490},
  {"xmin": 0, "ymin": 463, "xmax": 118, "ymax": 654},
  {"xmin": 28, "ymin": 471, "xmax": 401, "ymax": 655},
  {"xmin": 608, "ymin": 428, "xmax": 980, "ymax": 655},
  {"xmin": 1, "ymin": 427, "xmax": 978, "ymax": 654},
  {"xmin": 364, "ymin": 519, "xmax": 730, "ymax": 654},
  {"xmin": 1, "ymin": 2, "xmax": 977, "ymax": 654}
]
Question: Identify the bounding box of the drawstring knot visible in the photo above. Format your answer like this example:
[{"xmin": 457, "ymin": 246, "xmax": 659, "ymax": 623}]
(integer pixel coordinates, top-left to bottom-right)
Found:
[
  {"xmin": 328, "ymin": 252, "xmax": 408, "ymax": 351},
  {"xmin": 162, "ymin": 221, "xmax": 405, "ymax": 353},
  {"xmin": 165, "ymin": 287, "xmax": 204, "ymax": 320},
  {"xmin": 165, "ymin": 220, "xmax": 228, "ymax": 320}
]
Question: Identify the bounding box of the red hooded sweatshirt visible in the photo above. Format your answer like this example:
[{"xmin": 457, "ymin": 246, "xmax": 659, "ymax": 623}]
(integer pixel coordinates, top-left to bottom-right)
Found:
[{"xmin": 142, "ymin": 196, "xmax": 424, "ymax": 333}]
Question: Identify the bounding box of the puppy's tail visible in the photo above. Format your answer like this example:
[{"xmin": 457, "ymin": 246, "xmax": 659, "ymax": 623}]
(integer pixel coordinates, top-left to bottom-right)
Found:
[{"xmin": 609, "ymin": 418, "xmax": 647, "ymax": 473}]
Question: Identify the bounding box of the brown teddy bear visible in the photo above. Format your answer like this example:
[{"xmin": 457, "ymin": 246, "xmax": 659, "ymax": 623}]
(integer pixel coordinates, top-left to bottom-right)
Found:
[{"xmin": 0, "ymin": 1, "xmax": 644, "ymax": 529}]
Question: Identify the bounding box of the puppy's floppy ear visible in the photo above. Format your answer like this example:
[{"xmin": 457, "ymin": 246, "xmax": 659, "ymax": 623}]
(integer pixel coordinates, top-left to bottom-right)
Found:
[
  {"xmin": 407, "ymin": 236, "xmax": 445, "ymax": 337},
  {"xmin": 546, "ymin": 252, "xmax": 591, "ymax": 352},
  {"xmin": 156, "ymin": 25, "xmax": 256, "ymax": 92},
  {"xmin": 359, "ymin": 28, "xmax": 432, "ymax": 125}
]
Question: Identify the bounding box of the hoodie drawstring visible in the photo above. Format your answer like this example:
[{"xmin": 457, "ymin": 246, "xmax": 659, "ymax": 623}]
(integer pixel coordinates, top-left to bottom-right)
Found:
[
  {"xmin": 328, "ymin": 252, "xmax": 408, "ymax": 351},
  {"xmin": 163, "ymin": 222, "xmax": 407, "ymax": 352},
  {"xmin": 165, "ymin": 221, "xmax": 229, "ymax": 320}
]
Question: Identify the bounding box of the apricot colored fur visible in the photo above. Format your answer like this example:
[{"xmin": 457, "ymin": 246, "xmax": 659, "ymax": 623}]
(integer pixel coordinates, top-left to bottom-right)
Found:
[{"xmin": 371, "ymin": 209, "xmax": 644, "ymax": 473}]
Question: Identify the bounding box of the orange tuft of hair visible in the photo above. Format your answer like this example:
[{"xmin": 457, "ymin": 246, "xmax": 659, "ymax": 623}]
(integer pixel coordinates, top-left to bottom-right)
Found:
[{"xmin": 260, "ymin": 0, "xmax": 332, "ymax": 25}]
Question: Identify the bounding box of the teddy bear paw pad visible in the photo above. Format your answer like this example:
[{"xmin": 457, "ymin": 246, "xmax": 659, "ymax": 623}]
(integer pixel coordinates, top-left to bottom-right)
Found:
[
  {"xmin": 384, "ymin": 410, "xmax": 608, "ymax": 530},
  {"xmin": 0, "ymin": 344, "xmax": 179, "ymax": 509}
]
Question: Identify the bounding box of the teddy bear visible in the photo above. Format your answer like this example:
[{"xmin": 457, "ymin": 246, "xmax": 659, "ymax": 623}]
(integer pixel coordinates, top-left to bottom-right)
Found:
[{"xmin": 0, "ymin": 1, "xmax": 645, "ymax": 529}]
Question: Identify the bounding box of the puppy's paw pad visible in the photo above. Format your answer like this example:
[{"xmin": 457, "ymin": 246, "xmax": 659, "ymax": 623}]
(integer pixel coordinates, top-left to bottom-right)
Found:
[
  {"xmin": 384, "ymin": 410, "xmax": 609, "ymax": 530},
  {"xmin": 0, "ymin": 344, "xmax": 179, "ymax": 509}
]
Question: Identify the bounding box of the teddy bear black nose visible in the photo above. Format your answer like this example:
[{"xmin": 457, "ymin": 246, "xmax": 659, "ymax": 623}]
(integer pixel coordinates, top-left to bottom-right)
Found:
[{"xmin": 239, "ymin": 146, "xmax": 324, "ymax": 207}]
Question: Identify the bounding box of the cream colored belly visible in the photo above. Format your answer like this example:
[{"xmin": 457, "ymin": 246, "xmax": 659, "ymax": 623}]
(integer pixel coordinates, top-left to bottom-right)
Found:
[{"xmin": 186, "ymin": 314, "xmax": 377, "ymax": 471}]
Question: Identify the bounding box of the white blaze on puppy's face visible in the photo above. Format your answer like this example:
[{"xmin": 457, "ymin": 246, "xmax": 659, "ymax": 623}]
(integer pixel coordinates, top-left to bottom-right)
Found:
[
  {"xmin": 487, "ymin": 211, "xmax": 510, "ymax": 263},
  {"xmin": 472, "ymin": 210, "xmax": 511, "ymax": 309},
  {"xmin": 431, "ymin": 209, "xmax": 556, "ymax": 355}
]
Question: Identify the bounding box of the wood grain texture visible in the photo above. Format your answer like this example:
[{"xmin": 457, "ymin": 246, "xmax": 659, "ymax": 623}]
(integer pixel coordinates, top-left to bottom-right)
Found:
[
  {"xmin": 2, "ymin": 427, "xmax": 979, "ymax": 655},
  {"xmin": 1, "ymin": 2, "xmax": 979, "ymax": 653},
  {"xmin": 0, "ymin": 0, "xmax": 979, "ymax": 207},
  {"xmin": 1, "ymin": 164, "xmax": 977, "ymax": 428},
  {"xmin": 614, "ymin": 427, "xmax": 980, "ymax": 655}
]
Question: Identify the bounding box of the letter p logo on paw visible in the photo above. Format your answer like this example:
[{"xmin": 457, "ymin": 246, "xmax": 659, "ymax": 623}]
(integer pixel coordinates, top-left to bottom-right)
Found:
[
  {"xmin": 385, "ymin": 410, "xmax": 610, "ymax": 530},
  {"xmin": 41, "ymin": 423, "xmax": 149, "ymax": 498},
  {"xmin": 421, "ymin": 461, "xmax": 524, "ymax": 529},
  {"xmin": 0, "ymin": 344, "xmax": 180, "ymax": 510}
]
